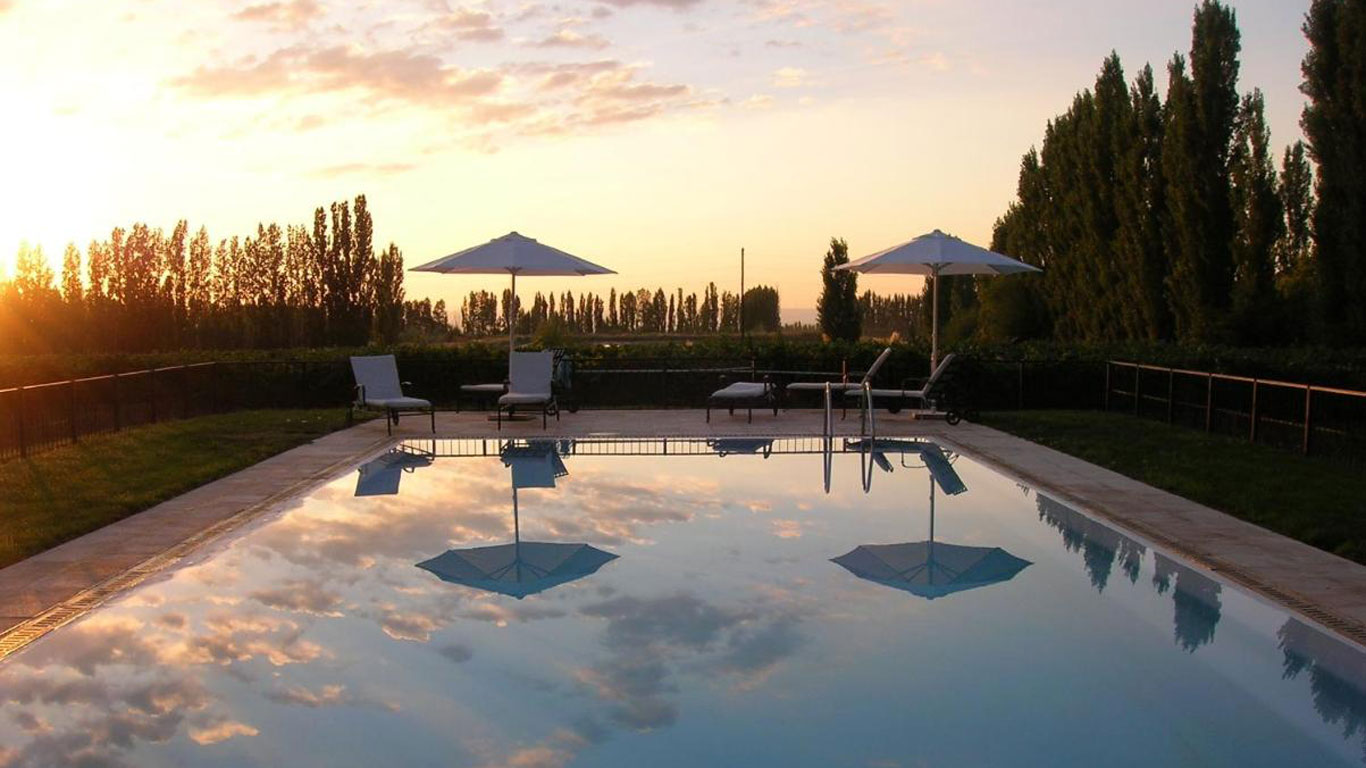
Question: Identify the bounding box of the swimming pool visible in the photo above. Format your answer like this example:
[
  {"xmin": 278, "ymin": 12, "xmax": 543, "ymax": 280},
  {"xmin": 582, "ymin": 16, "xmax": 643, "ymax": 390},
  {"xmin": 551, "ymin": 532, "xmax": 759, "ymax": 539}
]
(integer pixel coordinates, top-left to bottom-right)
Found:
[{"xmin": 1, "ymin": 436, "xmax": 1364, "ymax": 767}]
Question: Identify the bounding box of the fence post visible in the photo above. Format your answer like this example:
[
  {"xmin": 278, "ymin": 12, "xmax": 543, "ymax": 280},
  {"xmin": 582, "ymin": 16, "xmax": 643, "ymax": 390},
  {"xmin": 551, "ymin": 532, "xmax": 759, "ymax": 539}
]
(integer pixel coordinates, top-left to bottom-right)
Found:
[
  {"xmin": 181, "ymin": 366, "xmax": 190, "ymax": 419},
  {"xmin": 1249, "ymin": 379, "xmax": 1259, "ymax": 444},
  {"xmin": 1205, "ymin": 373, "xmax": 1213, "ymax": 432},
  {"xmin": 1167, "ymin": 368, "xmax": 1175, "ymax": 424},
  {"xmin": 1133, "ymin": 365, "xmax": 1140, "ymax": 416},
  {"xmin": 113, "ymin": 373, "xmax": 122, "ymax": 431},
  {"xmin": 69, "ymin": 379, "xmax": 79, "ymax": 444},
  {"xmin": 1017, "ymin": 361, "xmax": 1024, "ymax": 410},
  {"xmin": 1103, "ymin": 363, "xmax": 1110, "ymax": 412},
  {"xmin": 16, "ymin": 387, "xmax": 26, "ymax": 458},
  {"xmin": 1302, "ymin": 386, "xmax": 1313, "ymax": 456}
]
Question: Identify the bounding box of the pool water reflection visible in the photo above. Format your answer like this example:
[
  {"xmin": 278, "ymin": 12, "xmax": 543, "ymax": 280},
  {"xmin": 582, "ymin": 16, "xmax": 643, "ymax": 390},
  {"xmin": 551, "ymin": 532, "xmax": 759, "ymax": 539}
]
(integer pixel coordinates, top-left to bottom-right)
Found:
[{"xmin": 1, "ymin": 437, "xmax": 1364, "ymax": 767}]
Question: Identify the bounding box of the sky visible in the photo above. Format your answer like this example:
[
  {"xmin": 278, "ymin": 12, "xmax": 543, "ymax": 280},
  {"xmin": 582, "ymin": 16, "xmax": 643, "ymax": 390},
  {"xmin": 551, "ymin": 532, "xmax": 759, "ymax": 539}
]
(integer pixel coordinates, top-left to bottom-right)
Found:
[{"xmin": 0, "ymin": 0, "xmax": 1314, "ymax": 315}]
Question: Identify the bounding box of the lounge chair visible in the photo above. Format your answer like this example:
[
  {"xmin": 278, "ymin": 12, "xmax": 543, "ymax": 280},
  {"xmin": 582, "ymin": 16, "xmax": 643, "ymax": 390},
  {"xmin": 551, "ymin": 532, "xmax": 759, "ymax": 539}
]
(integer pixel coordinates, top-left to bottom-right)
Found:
[
  {"xmin": 499, "ymin": 351, "xmax": 558, "ymax": 430},
  {"xmin": 706, "ymin": 376, "xmax": 777, "ymax": 423},
  {"xmin": 350, "ymin": 355, "xmax": 436, "ymax": 435},
  {"xmin": 846, "ymin": 353, "xmax": 957, "ymax": 415},
  {"xmin": 787, "ymin": 347, "xmax": 894, "ymax": 418}
]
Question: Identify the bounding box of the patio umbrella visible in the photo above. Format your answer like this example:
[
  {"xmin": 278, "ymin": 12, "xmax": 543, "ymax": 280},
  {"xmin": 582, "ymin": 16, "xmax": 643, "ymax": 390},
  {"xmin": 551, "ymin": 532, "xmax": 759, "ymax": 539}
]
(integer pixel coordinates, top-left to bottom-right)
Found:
[
  {"xmin": 416, "ymin": 441, "xmax": 617, "ymax": 598},
  {"xmin": 410, "ymin": 232, "xmax": 616, "ymax": 355},
  {"xmin": 832, "ymin": 455, "xmax": 1030, "ymax": 600},
  {"xmin": 834, "ymin": 229, "xmax": 1040, "ymax": 371}
]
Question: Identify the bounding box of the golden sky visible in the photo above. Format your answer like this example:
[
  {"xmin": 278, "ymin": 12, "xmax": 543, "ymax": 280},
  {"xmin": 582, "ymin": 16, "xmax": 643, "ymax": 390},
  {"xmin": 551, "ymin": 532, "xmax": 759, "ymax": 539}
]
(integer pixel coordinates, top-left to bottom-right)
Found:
[{"xmin": 0, "ymin": 0, "xmax": 1311, "ymax": 311}]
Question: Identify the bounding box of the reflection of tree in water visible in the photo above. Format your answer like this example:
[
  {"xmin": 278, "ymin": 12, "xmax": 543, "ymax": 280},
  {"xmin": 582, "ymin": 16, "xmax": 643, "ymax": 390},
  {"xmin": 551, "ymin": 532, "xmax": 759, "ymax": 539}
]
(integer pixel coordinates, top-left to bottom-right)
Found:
[
  {"xmin": 1280, "ymin": 618, "xmax": 1366, "ymax": 759},
  {"xmin": 1037, "ymin": 495, "xmax": 1224, "ymax": 652},
  {"xmin": 1151, "ymin": 554, "xmax": 1222, "ymax": 652},
  {"xmin": 1036, "ymin": 495, "xmax": 1145, "ymax": 592}
]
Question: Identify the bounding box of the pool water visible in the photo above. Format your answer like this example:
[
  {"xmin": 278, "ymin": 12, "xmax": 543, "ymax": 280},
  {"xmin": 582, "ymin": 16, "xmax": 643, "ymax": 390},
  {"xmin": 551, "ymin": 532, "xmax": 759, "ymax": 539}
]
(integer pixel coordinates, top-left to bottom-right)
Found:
[{"xmin": 1, "ymin": 437, "xmax": 1365, "ymax": 767}]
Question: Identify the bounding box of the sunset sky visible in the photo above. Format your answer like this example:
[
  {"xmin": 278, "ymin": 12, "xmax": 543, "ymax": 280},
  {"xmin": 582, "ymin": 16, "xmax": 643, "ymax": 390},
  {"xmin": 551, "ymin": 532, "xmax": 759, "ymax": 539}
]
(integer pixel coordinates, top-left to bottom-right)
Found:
[{"xmin": 0, "ymin": 0, "xmax": 1312, "ymax": 315}]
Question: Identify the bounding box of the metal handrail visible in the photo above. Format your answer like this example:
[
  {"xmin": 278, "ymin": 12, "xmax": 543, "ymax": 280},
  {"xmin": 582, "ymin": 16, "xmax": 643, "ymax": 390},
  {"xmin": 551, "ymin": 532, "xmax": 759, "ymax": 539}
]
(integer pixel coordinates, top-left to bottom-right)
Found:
[{"xmin": 823, "ymin": 382, "xmax": 833, "ymax": 494}]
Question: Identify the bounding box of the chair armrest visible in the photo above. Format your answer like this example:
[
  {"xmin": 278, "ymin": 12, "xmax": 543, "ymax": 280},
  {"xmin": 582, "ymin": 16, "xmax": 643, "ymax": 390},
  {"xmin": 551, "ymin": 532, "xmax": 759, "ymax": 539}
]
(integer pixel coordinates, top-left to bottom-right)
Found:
[{"xmin": 354, "ymin": 384, "xmax": 366, "ymax": 404}]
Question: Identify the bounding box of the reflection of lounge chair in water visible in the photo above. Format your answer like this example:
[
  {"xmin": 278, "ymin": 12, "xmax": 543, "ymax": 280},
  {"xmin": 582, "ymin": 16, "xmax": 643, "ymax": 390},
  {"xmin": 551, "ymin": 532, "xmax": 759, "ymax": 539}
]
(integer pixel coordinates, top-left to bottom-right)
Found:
[
  {"xmin": 707, "ymin": 438, "xmax": 775, "ymax": 458},
  {"xmin": 845, "ymin": 439, "xmax": 967, "ymax": 495},
  {"xmin": 354, "ymin": 448, "xmax": 435, "ymax": 496},
  {"xmin": 500, "ymin": 442, "xmax": 569, "ymax": 487}
]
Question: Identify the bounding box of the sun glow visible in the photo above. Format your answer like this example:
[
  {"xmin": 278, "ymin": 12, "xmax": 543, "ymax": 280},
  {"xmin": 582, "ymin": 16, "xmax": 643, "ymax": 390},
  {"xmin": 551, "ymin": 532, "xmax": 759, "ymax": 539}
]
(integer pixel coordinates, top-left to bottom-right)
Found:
[{"xmin": 0, "ymin": 108, "xmax": 121, "ymax": 277}]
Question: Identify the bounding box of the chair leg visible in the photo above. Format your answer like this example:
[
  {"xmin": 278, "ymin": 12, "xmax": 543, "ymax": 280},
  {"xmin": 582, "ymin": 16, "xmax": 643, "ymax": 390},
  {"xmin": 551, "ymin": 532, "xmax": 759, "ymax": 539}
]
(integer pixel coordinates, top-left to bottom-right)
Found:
[
  {"xmin": 542, "ymin": 407, "xmax": 547, "ymax": 429},
  {"xmin": 497, "ymin": 406, "xmax": 502, "ymax": 431},
  {"xmin": 430, "ymin": 408, "xmax": 436, "ymax": 433},
  {"xmin": 747, "ymin": 408, "xmax": 752, "ymax": 424},
  {"xmin": 386, "ymin": 410, "xmax": 393, "ymax": 436},
  {"xmin": 706, "ymin": 404, "xmax": 710, "ymax": 423}
]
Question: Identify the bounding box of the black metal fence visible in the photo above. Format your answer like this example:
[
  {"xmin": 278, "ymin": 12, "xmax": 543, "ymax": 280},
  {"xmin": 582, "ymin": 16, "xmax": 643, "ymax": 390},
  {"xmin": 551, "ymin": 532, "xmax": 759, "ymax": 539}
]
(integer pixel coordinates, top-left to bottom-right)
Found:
[
  {"xmin": 1104, "ymin": 361, "xmax": 1366, "ymax": 463},
  {"xmin": 0, "ymin": 355, "xmax": 1109, "ymax": 464}
]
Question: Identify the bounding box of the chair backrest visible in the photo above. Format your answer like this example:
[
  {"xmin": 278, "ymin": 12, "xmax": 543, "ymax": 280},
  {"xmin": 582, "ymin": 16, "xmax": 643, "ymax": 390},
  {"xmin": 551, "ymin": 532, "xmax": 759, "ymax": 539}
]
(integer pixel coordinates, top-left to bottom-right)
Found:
[
  {"xmin": 861, "ymin": 347, "xmax": 894, "ymax": 384},
  {"xmin": 351, "ymin": 355, "xmax": 403, "ymax": 400},
  {"xmin": 923, "ymin": 354, "xmax": 957, "ymax": 394},
  {"xmin": 509, "ymin": 351, "xmax": 553, "ymax": 396}
]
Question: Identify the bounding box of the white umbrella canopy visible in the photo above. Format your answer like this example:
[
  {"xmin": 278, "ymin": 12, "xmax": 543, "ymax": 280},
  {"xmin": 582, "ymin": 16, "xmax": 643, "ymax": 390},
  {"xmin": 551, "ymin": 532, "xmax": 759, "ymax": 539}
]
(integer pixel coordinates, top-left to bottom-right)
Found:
[
  {"xmin": 411, "ymin": 232, "xmax": 616, "ymax": 353},
  {"xmin": 835, "ymin": 229, "xmax": 1040, "ymax": 370}
]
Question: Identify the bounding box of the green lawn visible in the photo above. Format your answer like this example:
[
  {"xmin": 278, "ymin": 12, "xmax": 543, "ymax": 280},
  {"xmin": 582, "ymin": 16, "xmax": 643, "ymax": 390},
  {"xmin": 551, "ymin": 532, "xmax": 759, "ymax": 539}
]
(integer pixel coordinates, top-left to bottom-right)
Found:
[
  {"xmin": 0, "ymin": 409, "xmax": 355, "ymax": 569},
  {"xmin": 981, "ymin": 410, "xmax": 1366, "ymax": 565}
]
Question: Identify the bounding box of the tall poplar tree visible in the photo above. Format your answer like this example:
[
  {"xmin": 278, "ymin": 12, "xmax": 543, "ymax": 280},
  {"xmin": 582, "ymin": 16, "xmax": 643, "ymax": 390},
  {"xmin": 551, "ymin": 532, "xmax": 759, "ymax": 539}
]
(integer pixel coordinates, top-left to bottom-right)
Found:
[{"xmin": 1302, "ymin": 0, "xmax": 1366, "ymax": 342}]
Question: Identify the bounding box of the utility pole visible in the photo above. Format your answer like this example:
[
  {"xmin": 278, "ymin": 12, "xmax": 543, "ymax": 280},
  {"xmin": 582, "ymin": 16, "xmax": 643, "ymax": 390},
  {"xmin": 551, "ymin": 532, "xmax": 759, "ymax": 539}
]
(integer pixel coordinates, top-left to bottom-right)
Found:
[{"xmin": 739, "ymin": 247, "xmax": 745, "ymax": 339}]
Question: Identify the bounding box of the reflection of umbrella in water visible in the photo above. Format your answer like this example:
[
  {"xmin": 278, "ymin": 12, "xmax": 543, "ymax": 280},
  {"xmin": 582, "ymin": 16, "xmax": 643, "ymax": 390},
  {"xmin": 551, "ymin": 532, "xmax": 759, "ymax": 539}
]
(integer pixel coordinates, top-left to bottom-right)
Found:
[
  {"xmin": 417, "ymin": 442, "xmax": 617, "ymax": 599},
  {"xmin": 833, "ymin": 450, "xmax": 1030, "ymax": 600},
  {"xmin": 354, "ymin": 448, "xmax": 435, "ymax": 496}
]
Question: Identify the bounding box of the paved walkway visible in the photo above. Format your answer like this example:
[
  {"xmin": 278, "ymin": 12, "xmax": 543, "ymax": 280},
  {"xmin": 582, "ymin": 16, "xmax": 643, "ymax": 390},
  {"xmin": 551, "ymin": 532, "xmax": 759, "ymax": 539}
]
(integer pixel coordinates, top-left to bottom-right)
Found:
[{"xmin": 2, "ymin": 408, "xmax": 1364, "ymax": 659}]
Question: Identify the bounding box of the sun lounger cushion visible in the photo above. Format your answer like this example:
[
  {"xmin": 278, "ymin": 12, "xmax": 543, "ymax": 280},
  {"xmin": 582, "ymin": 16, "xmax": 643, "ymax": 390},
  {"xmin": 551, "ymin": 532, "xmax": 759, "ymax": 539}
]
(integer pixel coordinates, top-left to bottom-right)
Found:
[
  {"xmin": 461, "ymin": 383, "xmax": 506, "ymax": 393},
  {"xmin": 365, "ymin": 395, "xmax": 432, "ymax": 409},
  {"xmin": 499, "ymin": 392, "xmax": 552, "ymax": 405},
  {"xmin": 787, "ymin": 382, "xmax": 862, "ymax": 392},
  {"xmin": 711, "ymin": 382, "xmax": 770, "ymax": 399}
]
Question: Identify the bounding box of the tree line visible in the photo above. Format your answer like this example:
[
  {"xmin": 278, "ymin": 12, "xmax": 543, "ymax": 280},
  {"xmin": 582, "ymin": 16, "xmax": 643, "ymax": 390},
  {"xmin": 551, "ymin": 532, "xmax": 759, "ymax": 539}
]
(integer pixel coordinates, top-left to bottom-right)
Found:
[
  {"xmin": 0, "ymin": 195, "xmax": 432, "ymax": 355},
  {"xmin": 983, "ymin": 0, "xmax": 1366, "ymax": 347},
  {"xmin": 457, "ymin": 283, "xmax": 782, "ymax": 337}
]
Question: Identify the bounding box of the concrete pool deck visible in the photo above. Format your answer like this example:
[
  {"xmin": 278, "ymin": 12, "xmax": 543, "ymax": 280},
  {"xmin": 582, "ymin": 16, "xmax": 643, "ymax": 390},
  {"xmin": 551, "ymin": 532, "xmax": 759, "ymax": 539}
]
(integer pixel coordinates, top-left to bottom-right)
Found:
[{"xmin": 2, "ymin": 408, "xmax": 1366, "ymax": 659}]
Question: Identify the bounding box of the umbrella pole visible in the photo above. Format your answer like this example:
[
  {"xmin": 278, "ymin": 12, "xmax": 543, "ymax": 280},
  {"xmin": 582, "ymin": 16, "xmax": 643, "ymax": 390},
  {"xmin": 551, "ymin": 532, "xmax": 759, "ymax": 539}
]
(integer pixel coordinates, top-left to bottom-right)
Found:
[
  {"xmin": 513, "ymin": 482, "xmax": 521, "ymax": 581},
  {"xmin": 930, "ymin": 265, "xmax": 940, "ymax": 374},
  {"xmin": 508, "ymin": 270, "xmax": 517, "ymax": 357},
  {"xmin": 928, "ymin": 474, "xmax": 936, "ymax": 584}
]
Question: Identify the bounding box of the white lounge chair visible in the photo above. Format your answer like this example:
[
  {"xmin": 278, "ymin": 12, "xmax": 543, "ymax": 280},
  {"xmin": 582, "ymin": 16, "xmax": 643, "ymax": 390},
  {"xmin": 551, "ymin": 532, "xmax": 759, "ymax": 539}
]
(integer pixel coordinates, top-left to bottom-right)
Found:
[
  {"xmin": 787, "ymin": 347, "xmax": 894, "ymax": 418},
  {"xmin": 350, "ymin": 355, "xmax": 435, "ymax": 435},
  {"xmin": 846, "ymin": 353, "xmax": 957, "ymax": 414},
  {"xmin": 706, "ymin": 376, "xmax": 777, "ymax": 423},
  {"xmin": 498, "ymin": 351, "xmax": 558, "ymax": 430}
]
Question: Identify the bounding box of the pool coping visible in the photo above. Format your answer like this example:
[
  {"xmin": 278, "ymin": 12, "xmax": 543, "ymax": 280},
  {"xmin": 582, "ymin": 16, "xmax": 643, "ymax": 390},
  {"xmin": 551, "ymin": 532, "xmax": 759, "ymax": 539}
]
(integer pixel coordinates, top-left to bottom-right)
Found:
[{"xmin": 2, "ymin": 409, "xmax": 1364, "ymax": 660}]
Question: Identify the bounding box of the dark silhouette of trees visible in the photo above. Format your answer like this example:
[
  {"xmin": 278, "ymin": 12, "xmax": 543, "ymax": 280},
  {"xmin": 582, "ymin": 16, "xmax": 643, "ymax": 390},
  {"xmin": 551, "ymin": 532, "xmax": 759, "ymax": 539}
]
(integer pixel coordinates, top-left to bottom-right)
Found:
[
  {"xmin": 0, "ymin": 195, "xmax": 414, "ymax": 354},
  {"xmin": 1302, "ymin": 0, "xmax": 1366, "ymax": 344},
  {"xmin": 817, "ymin": 237, "xmax": 860, "ymax": 342},
  {"xmin": 981, "ymin": 1, "xmax": 1365, "ymax": 347}
]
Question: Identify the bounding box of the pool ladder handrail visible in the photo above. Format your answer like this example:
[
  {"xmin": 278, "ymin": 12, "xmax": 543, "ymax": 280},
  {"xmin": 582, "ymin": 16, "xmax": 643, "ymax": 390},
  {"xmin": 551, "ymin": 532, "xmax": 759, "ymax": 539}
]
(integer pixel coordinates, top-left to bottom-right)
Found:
[
  {"xmin": 859, "ymin": 381, "xmax": 875, "ymax": 492},
  {"xmin": 822, "ymin": 382, "xmax": 833, "ymax": 494}
]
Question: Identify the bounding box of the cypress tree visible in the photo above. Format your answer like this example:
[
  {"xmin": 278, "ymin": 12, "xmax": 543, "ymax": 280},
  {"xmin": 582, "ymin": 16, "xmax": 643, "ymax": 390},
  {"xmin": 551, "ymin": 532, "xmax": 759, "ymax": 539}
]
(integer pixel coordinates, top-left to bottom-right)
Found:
[{"xmin": 817, "ymin": 237, "xmax": 861, "ymax": 341}]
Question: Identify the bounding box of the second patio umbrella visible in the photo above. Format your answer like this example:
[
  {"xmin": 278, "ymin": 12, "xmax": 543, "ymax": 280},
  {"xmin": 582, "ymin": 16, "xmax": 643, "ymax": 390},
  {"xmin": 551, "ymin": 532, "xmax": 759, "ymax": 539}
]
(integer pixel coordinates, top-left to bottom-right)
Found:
[
  {"xmin": 411, "ymin": 232, "xmax": 616, "ymax": 355},
  {"xmin": 835, "ymin": 229, "xmax": 1040, "ymax": 371}
]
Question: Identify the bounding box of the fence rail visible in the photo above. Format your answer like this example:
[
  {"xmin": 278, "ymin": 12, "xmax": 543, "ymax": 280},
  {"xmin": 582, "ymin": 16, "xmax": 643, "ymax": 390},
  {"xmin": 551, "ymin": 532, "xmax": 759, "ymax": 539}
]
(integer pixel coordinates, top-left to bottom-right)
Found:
[
  {"xmin": 0, "ymin": 355, "xmax": 1108, "ymax": 464},
  {"xmin": 1104, "ymin": 360, "xmax": 1366, "ymax": 463}
]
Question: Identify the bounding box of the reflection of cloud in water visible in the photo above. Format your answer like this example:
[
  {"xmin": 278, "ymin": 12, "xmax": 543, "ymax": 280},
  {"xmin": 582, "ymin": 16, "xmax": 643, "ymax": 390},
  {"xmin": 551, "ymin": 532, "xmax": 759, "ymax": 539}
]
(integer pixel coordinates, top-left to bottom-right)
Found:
[
  {"xmin": 1280, "ymin": 618, "xmax": 1366, "ymax": 756},
  {"xmin": 1036, "ymin": 494, "xmax": 1145, "ymax": 592},
  {"xmin": 1151, "ymin": 554, "xmax": 1222, "ymax": 653},
  {"xmin": 188, "ymin": 719, "xmax": 258, "ymax": 745},
  {"xmin": 574, "ymin": 591, "xmax": 807, "ymax": 732}
]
